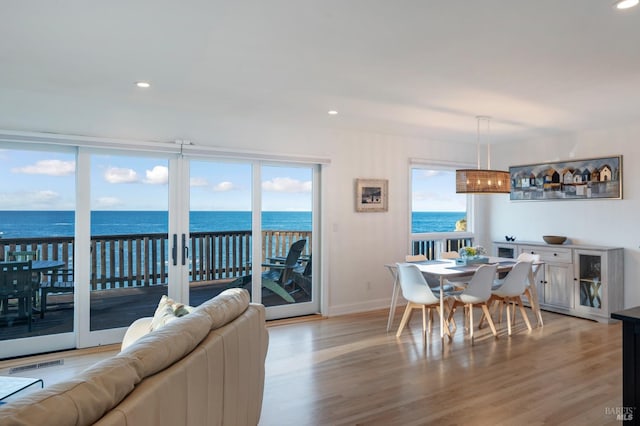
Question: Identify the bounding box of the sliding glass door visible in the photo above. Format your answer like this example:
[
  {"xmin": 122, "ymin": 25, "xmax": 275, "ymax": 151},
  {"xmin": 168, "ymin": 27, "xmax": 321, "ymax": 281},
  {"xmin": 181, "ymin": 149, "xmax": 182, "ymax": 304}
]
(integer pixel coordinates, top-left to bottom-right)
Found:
[
  {"xmin": 88, "ymin": 154, "xmax": 170, "ymax": 333},
  {"xmin": 0, "ymin": 146, "xmax": 77, "ymax": 358},
  {"xmin": 259, "ymin": 164, "xmax": 318, "ymax": 318},
  {"xmin": 188, "ymin": 160, "xmax": 252, "ymax": 307},
  {"xmin": 188, "ymin": 160, "xmax": 319, "ymax": 319},
  {"xmin": 0, "ymin": 141, "xmax": 322, "ymax": 357}
]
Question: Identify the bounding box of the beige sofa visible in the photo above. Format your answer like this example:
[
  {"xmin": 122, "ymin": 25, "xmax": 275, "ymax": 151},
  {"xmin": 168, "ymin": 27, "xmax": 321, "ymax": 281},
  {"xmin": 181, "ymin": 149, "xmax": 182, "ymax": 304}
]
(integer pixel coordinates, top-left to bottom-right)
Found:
[{"xmin": 0, "ymin": 288, "xmax": 269, "ymax": 426}]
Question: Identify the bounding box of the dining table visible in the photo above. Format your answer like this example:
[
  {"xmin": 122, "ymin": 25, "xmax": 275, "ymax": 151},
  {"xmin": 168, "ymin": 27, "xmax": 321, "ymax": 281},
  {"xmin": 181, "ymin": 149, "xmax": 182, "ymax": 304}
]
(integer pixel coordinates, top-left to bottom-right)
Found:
[{"xmin": 385, "ymin": 257, "xmax": 544, "ymax": 338}]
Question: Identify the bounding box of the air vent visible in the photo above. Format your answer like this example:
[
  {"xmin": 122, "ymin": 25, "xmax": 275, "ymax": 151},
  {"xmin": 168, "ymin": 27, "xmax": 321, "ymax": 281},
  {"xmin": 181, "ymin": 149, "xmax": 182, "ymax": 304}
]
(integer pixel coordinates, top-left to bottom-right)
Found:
[{"xmin": 9, "ymin": 359, "xmax": 64, "ymax": 374}]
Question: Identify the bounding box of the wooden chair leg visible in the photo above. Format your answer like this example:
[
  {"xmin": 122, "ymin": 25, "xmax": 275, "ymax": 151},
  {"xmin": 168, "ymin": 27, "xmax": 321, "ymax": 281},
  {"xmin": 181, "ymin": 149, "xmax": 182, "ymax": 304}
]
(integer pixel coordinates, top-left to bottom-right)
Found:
[
  {"xmin": 506, "ymin": 299, "xmax": 513, "ymax": 335},
  {"xmin": 481, "ymin": 303, "xmax": 498, "ymax": 336},
  {"xmin": 436, "ymin": 306, "xmax": 451, "ymax": 337},
  {"xmin": 468, "ymin": 304, "xmax": 474, "ymax": 339},
  {"xmin": 396, "ymin": 303, "xmax": 414, "ymax": 337},
  {"xmin": 446, "ymin": 300, "xmax": 457, "ymax": 332},
  {"xmin": 421, "ymin": 305, "xmax": 427, "ymax": 339},
  {"xmin": 516, "ymin": 296, "xmax": 532, "ymax": 331}
]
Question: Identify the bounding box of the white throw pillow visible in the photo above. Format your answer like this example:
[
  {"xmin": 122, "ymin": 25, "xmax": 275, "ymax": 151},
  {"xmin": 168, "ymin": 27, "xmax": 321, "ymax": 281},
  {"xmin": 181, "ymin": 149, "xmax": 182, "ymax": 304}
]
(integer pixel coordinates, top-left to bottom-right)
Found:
[{"xmin": 149, "ymin": 295, "xmax": 194, "ymax": 331}]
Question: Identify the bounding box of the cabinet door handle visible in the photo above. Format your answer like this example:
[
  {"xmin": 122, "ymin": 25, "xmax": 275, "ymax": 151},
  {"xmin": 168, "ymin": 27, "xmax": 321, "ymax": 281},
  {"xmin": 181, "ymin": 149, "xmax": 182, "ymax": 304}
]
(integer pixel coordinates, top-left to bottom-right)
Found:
[{"xmin": 553, "ymin": 253, "xmax": 558, "ymax": 256}]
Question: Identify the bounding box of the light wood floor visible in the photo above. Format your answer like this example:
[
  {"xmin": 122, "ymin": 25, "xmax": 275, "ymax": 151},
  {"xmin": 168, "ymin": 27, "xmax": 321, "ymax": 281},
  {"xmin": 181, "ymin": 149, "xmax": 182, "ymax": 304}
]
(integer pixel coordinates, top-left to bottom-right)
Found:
[
  {"xmin": 1, "ymin": 308, "xmax": 623, "ymax": 425},
  {"xmin": 260, "ymin": 308, "xmax": 622, "ymax": 426}
]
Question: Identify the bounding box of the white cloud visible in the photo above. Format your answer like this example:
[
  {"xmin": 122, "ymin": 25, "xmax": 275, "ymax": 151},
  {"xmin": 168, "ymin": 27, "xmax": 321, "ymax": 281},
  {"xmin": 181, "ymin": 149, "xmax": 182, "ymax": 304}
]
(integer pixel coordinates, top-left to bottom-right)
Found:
[
  {"xmin": 213, "ymin": 181, "xmax": 235, "ymax": 192},
  {"xmin": 95, "ymin": 196, "xmax": 123, "ymax": 208},
  {"xmin": 104, "ymin": 167, "xmax": 138, "ymax": 183},
  {"xmin": 419, "ymin": 170, "xmax": 441, "ymax": 178},
  {"xmin": 262, "ymin": 177, "xmax": 311, "ymax": 193},
  {"xmin": 144, "ymin": 165, "xmax": 168, "ymax": 185},
  {"xmin": 0, "ymin": 190, "xmax": 62, "ymax": 209},
  {"xmin": 190, "ymin": 177, "xmax": 209, "ymax": 187},
  {"xmin": 12, "ymin": 159, "xmax": 76, "ymax": 176}
]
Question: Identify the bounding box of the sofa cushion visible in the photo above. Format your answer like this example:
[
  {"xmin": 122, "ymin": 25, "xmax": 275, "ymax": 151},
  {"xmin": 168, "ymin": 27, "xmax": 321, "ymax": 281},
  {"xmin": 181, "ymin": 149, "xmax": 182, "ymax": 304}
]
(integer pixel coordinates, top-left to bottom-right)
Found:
[
  {"xmin": 121, "ymin": 309, "xmax": 212, "ymax": 379},
  {"xmin": 197, "ymin": 288, "xmax": 250, "ymax": 330},
  {"xmin": 122, "ymin": 289, "xmax": 249, "ymax": 378}
]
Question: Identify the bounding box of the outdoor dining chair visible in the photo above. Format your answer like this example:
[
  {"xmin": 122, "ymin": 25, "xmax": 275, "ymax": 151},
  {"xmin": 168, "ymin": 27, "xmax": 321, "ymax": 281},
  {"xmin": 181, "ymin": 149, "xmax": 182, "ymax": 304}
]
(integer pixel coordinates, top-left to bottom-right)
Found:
[{"xmin": 0, "ymin": 261, "xmax": 36, "ymax": 332}]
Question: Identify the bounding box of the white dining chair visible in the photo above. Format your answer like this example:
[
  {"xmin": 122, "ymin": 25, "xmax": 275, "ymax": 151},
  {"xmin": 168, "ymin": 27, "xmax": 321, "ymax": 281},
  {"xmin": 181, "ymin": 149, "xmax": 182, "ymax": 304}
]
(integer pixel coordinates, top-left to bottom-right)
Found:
[
  {"xmin": 405, "ymin": 254, "xmax": 456, "ymax": 292},
  {"xmin": 447, "ymin": 263, "xmax": 498, "ymax": 340},
  {"xmin": 488, "ymin": 260, "xmax": 533, "ymax": 335},
  {"xmin": 395, "ymin": 263, "xmax": 450, "ymax": 340},
  {"xmin": 515, "ymin": 252, "xmax": 543, "ymax": 326},
  {"xmin": 439, "ymin": 251, "xmax": 459, "ymax": 260},
  {"xmin": 405, "ymin": 254, "xmax": 428, "ymax": 262},
  {"xmin": 438, "ymin": 250, "xmax": 471, "ymax": 290}
]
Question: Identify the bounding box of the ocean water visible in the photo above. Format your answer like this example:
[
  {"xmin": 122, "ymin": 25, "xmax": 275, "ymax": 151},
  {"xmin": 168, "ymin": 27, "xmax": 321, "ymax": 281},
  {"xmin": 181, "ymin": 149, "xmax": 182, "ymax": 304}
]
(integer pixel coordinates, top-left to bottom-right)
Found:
[
  {"xmin": 0, "ymin": 210, "xmax": 463, "ymax": 238},
  {"xmin": 412, "ymin": 211, "xmax": 466, "ymax": 233}
]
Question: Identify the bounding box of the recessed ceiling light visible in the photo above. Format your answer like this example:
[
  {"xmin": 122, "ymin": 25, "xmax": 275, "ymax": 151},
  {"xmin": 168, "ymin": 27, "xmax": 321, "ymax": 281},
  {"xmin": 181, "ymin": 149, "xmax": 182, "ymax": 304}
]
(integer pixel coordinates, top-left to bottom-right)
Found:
[
  {"xmin": 135, "ymin": 81, "xmax": 151, "ymax": 88},
  {"xmin": 614, "ymin": 0, "xmax": 639, "ymax": 9},
  {"xmin": 328, "ymin": 110, "xmax": 338, "ymax": 115}
]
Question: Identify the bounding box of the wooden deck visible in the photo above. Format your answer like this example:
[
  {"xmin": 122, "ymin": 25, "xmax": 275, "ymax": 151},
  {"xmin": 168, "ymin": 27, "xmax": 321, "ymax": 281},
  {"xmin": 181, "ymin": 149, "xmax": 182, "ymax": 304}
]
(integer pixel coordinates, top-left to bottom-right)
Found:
[{"xmin": 0, "ymin": 280, "xmax": 312, "ymax": 344}]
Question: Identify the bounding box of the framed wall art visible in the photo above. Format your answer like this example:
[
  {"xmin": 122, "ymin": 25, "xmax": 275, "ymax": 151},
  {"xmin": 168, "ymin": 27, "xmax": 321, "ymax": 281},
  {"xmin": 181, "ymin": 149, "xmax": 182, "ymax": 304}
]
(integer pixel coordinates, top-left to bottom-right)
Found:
[
  {"xmin": 355, "ymin": 178, "xmax": 388, "ymax": 212},
  {"xmin": 509, "ymin": 155, "xmax": 622, "ymax": 201}
]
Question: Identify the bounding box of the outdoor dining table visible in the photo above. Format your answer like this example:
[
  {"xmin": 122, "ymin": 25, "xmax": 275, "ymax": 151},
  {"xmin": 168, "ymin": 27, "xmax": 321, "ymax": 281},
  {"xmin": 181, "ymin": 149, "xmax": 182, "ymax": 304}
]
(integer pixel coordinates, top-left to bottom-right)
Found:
[
  {"xmin": 31, "ymin": 260, "xmax": 66, "ymax": 271},
  {"xmin": 385, "ymin": 257, "xmax": 543, "ymax": 338}
]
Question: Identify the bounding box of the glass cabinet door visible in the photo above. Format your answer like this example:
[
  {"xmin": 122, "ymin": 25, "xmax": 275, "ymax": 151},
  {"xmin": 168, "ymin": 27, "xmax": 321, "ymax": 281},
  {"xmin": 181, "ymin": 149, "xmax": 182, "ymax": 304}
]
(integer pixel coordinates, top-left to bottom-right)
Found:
[{"xmin": 575, "ymin": 250, "xmax": 606, "ymax": 313}]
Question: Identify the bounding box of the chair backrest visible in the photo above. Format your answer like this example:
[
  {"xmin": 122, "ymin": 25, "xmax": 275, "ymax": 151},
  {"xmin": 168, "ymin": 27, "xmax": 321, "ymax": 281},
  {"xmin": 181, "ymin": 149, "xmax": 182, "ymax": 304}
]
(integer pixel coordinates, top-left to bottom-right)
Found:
[
  {"xmin": 405, "ymin": 254, "xmax": 427, "ymax": 262},
  {"xmin": 0, "ymin": 261, "xmax": 34, "ymax": 297},
  {"xmin": 283, "ymin": 239, "xmax": 307, "ymax": 267},
  {"xmin": 396, "ymin": 263, "xmax": 439, "ymax": 305},
  {"xmin": 495, "ymin": 261, "xmax": 532, "ymax": 296},
  {"xmin": 301, "ymin": 255, "xmax": 312, "ymax": 277},
  {"xmin": 460, "ymin": 263, "xmax": 498, "ymax": 303},
  {"xmin": 276, "ymin": 239, "xmax": 307, "ymax": 284},
  {"xmin": 439, "ymin": 251, "xmax": 460, "ymax": 259},
  {"xmin": 517, "ymin": 252, "xmax": 541, "ymax": 276},
  {"xmin": 7, "ymin": 250, "xmax": 38, "ymax": 261}
]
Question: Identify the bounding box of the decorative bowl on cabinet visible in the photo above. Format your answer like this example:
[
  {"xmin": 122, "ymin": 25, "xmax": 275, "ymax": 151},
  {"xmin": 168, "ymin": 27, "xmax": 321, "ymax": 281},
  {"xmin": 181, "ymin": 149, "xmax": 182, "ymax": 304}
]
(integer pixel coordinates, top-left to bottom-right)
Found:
[{"xmin": 542, "ymin": 235, "xmax": 567, "ymax": 244}]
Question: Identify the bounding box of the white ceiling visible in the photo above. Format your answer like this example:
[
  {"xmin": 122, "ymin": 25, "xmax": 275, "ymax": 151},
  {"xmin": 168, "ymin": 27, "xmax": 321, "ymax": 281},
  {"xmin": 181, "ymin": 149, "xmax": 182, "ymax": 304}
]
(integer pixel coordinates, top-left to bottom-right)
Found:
[{"xmin": 2, "ymin": 1, "xmax": 640, "ymax": 145}]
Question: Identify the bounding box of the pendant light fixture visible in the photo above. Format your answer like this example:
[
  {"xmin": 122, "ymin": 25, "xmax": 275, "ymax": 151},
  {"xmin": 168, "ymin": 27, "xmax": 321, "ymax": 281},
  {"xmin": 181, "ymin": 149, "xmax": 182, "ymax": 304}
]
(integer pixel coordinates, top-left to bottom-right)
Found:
[{"xmin": 455, "ymin": 116, "xmax": 511, "ymax": 194}]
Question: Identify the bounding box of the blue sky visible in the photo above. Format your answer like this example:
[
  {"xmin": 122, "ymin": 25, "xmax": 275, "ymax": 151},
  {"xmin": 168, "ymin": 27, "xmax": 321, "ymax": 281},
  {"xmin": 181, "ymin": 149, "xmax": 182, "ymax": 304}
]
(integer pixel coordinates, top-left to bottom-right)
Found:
[
  {"xmin": 412, "ymin": 169, "xmax": 466, "ymax": 212},
  {"xmin": 0, "ymin": 149, "xmax": 464, "ymax": 212},
  {"xmin": 0, "ymin": 149, "xmax": 313, "ymax": 211}
]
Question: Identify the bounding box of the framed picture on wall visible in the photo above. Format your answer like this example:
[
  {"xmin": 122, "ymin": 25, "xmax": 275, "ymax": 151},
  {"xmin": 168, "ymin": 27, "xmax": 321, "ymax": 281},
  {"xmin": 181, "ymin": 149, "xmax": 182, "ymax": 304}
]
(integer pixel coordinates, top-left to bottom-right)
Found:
[
  {"xmin": 509, "ymin": 155, "xmax": 622, "ymax": 201},
  {"xmin": 355, "ymin": 178, "xmax": 388, "ymax": 212}
]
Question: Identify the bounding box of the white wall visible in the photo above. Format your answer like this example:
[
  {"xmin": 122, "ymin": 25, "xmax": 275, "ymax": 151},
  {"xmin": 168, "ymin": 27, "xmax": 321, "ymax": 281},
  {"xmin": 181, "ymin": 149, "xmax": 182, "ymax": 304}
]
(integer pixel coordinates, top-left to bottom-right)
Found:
[{"xmin": 490, "ymin": 123, "xmax": 640, "ymax": 308}]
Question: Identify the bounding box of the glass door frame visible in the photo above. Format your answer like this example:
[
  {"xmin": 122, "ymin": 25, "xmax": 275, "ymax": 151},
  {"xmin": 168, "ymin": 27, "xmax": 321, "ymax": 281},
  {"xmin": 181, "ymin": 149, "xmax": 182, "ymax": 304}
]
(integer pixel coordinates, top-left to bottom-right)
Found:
[
  {"xmin": 0, "ymin": 142, "xmax": 77, "ymax": 358},
  {"xmin": 255, "ymin": 162, "xmax": 321, "ymax": 320},
  {"xmin": 77, "ymin": 148, "xmax": 187, "ymax": 348}
]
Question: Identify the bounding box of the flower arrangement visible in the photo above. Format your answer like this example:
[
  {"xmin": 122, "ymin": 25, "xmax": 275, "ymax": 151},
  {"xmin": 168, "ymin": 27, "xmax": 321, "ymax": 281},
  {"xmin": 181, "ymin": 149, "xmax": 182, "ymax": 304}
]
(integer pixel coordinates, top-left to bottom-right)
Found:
[{"xmin": 460, "ymin": 246, "xmax": 486, "ymax": 258}]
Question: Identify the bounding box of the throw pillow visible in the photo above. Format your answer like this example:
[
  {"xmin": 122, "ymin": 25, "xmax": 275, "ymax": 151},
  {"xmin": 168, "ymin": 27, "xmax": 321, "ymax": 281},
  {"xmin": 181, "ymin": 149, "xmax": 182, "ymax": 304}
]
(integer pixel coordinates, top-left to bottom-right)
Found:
[{"xmin": 149, "ymin": 295, "xmax": 194, "ymax": 331}]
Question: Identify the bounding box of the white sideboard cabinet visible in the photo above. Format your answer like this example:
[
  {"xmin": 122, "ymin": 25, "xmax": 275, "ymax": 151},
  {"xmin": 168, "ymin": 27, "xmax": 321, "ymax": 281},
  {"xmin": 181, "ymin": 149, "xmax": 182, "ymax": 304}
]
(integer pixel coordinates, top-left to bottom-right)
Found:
[{"xmin": 494, "ymin": 241, "xmax": 624, "ymax": 323}]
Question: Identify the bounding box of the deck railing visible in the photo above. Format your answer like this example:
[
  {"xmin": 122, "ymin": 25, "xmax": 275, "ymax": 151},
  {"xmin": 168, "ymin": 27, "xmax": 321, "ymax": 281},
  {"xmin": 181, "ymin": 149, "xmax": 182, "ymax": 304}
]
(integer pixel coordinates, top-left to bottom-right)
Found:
[
  {"xmin": 411, "ymin": 232, "xmax": 474, "ymax": 259},
  {"xmin": 0, "ymin": 230, "xmax": 312, "ymax": 290}
]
